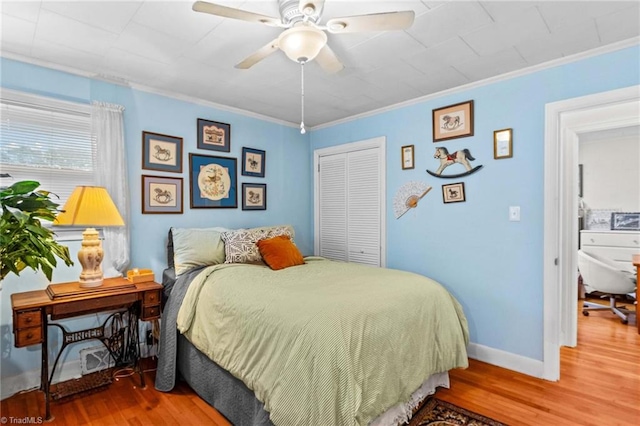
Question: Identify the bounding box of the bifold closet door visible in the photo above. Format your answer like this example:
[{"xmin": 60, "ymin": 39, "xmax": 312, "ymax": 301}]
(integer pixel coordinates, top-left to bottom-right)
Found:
[{"xmin": 317, "ymin": 147, "xmax": 381, "ymax": 266}]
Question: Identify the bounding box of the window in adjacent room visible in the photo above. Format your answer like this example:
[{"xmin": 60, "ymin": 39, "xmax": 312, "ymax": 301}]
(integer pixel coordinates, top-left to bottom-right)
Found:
[{"xmin": 0, "ymin": 89, "xmax": 95, "ymax": 206}]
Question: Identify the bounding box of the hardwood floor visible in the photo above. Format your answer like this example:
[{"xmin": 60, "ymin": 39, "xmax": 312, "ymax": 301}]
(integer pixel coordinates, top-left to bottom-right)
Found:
[
  {"xmin": 438, "ymin": 299, "xmax": 640, "ymax": 426},
  {"xmin": 1, "ymin": 303, "xmax": 638, "ymax": 425}
]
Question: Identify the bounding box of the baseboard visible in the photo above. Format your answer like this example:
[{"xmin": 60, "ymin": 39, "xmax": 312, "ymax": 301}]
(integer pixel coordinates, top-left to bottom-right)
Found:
[
  {"xmin": 1, "ymin": 343, "xmax": 156, "ymax": 400},
  {"xmin": 1, "ymin": 358, "xmax": 82, "ymax": 400},
  {"xmin": 467, "ymin": 342, "xmax": 544, "ymax": 379}
]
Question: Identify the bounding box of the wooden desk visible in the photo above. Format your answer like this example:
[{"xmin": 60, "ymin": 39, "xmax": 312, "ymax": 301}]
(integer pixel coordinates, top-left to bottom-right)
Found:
[
  {"xmin": 633, "ymin": 254, "xmax": 639, "ymax": 334},
  {"xmin": 11, "ymin": 277, "xmax": 163, "ymax": 421}
]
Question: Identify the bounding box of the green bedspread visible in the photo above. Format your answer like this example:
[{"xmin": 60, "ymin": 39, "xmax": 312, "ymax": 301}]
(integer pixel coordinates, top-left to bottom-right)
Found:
[{"xmin": 177, "ymin": 257, "xmax": 469, "ymax": 426}]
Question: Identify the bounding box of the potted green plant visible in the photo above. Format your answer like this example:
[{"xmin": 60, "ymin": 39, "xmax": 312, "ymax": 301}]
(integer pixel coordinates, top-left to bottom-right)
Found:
[{"xmin": 0, "ymin": 180, "xmax": 73, "ymax": 284}]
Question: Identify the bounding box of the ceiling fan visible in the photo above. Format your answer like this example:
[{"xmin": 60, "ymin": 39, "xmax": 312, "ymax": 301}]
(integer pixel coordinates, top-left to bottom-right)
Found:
[{"xmin": 193, "ymin": 0, "xmax": 416, "ymax": 73}]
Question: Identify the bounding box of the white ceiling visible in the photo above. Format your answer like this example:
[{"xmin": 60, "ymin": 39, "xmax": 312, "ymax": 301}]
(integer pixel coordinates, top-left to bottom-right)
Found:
[{"xmin": 1, "ymin": 0, "xmax": 639, "ymax": 127}]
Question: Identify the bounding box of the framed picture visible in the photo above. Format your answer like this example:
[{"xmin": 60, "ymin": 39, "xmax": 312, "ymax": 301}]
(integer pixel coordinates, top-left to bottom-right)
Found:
[
  {"xmin": 401, "ymin": 145, "xmax": 414, "ymax": 170},
  {"xmin": 493, "ymin": 128, "xmax": 513, "ymax": 159},
  {"xmin": 189, "ymin": 153, "xmax": 237, "ymax": 209},
  {"xmin": 432, "ymin": 100, "xmax": 474, "ymax": 142},
  {"xmin": 242, "ymin": 183, "xmax": 267, "ymax": 211},
  {"xmin": 241, "ymin": 147, "xmax": 266, "ymax": 177},
  {"xmin": 442, "ymin": 182, "xmax": 466, "ymax": 204},
  {"xmin": 586, "ymin": 209, "xmax": 619, "ymax": 230},
  {"xmin": 610, "ymin": 212, "xmax": 640, "ymax": 231},
  {"xmin": 197, "ymin": 118, "xmax": 231, "ymax": 152},
  {"xmin": 142, "ymin": 131, "xmax": 183, "ymax": 173},
  {"xmin": 141, "ymin": 175, "xmax": 183, "ymax": 214}
]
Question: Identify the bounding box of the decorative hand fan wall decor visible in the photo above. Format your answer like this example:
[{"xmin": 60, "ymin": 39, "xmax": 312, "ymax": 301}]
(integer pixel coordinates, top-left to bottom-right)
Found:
[{"xmin": 393, "ymin": 181, "xmax": 432, "ymax": 219}]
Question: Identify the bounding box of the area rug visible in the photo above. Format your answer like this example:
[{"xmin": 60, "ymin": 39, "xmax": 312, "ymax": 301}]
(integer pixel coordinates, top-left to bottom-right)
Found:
[{"xmin": 408, "ymin": 397, "xmax": 507, "ymax": 426}]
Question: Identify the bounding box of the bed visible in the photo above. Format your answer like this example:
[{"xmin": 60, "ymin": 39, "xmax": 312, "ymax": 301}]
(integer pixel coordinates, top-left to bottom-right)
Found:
[{"xmin": 155, "ymin": 226, "xmax": 469, "ymax": 426}]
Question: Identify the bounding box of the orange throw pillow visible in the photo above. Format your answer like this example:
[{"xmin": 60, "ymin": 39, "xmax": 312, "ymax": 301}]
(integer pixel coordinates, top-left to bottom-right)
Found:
[{"xmin": 257, "ymin": 235, "xmax": 305, "ymax": 270}]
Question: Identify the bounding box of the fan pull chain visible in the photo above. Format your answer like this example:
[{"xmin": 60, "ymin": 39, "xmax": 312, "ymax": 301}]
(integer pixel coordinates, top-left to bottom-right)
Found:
[{"xmin": 300, "ymin": 60, "xmax": 306, "ymax": 134}]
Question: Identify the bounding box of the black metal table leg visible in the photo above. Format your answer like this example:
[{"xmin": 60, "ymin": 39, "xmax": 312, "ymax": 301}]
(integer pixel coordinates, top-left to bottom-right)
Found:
[{"xmin": 41, "ymin": 310, "xmax": 51, "ymax": 421}]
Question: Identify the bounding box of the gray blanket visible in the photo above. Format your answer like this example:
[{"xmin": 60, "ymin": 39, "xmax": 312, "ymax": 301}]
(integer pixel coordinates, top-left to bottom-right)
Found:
[{"xmin": 155, "ymin": 266, "xmax": 205, "ymax": 391}]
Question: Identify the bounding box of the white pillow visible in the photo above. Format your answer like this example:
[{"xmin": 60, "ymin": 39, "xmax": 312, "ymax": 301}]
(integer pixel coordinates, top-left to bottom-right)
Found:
[{"xmin": 172, "ymin": 227, "xmax": 230, "ymax": 275}]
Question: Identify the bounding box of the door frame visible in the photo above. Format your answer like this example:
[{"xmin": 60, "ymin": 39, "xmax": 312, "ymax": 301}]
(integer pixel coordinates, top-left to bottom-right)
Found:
[
  {"xmin": 313, "ymin": 136, "xmax": 386, "ymax": 267},
  {"xmin": 543, "ymin": 85, "xmax": 640, "ymax": 380}
]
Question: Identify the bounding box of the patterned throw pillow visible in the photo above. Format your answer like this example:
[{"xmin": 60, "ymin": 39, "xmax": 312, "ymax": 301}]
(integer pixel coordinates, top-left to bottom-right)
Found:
[
  {"xmin": 221, "ymin": 226, "xmax": 294, "ymax": 264},
  {"xmin": 221, "ymin": 228, "xmax": 265, "ymax": 263}
]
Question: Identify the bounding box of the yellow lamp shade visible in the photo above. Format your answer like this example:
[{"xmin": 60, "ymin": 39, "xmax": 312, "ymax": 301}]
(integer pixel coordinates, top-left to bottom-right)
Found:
[{"xmin": 55, "ymin": 186, "xmax": 124, "ymax": 227}]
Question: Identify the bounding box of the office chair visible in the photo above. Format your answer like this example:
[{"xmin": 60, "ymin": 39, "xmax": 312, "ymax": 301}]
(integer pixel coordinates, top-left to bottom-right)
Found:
[{"xmin": 577, "ymin": 250, "xmax": 636, "ymax": 324}]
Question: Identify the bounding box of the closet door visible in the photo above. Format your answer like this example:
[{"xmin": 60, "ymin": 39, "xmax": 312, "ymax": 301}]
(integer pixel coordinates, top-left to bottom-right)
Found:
[
  {"xmin": 347, "ymin": 148, "xmax": 381, "ymax": 265},
  {"xmin": 316, "ymin": 143, "xmax": 383, "ymax": 266},
  {"xmin": 318, "ymin": 153, "xmax": 348, "ymax": 261}
]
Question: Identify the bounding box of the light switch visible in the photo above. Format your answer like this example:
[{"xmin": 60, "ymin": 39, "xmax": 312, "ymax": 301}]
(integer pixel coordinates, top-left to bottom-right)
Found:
[{"xmin": 509, "ymin": 206, "xmax": 521, "ymax": 222}]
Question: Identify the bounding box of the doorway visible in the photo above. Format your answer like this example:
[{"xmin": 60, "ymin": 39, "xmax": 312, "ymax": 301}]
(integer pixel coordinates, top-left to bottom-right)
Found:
[{"xmin": 543, "ymin": 85, "xmax": 640, "ymax": 380}]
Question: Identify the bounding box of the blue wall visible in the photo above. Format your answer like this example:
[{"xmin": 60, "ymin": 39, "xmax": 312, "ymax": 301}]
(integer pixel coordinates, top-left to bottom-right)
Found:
[
  {"xmin": 1, "ymin": 43, "xmax": 639, "ymax": 391},
  {"xmin": 0, "ymin": 57, "xmax": 311, "ymax": 387},
  {"xmin": 311, "ymin": 45, "xmax": 640, "ymax": 361}
]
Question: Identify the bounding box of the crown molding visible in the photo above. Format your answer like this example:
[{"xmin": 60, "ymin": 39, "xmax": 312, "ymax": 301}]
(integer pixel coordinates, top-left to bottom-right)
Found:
[
  {"xmin": 310, "ymin": 37, "xmax": 640, "ymax": 132},
  {"xmin": 0, "ymin": 52, "xmax": 299, "ymax": 129},
  {"xmin": 3, "ymin": 36, "xmax": 638, "ymax": 133}
]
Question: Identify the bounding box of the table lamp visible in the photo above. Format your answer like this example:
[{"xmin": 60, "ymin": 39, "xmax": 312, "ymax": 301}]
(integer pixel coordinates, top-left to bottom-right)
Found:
[{"xmin": 54, "ymin": 186, "xmax": 124, "ymax": 288}]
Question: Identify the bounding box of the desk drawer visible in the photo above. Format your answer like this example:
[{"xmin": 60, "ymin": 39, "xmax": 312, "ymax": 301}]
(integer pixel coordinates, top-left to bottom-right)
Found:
[
  {"xmin": 143, "ymin": 290, "xmax": 161, "ymax": 305},
  {"xmin": 52, "ymin": 294, "xmax": 137, "ymax": 319},
  {"xmin": 15, "ymin": 327, "xmax": 43, "ymax": 347},
  {"xmin": 15, "ymin": 309, "xmax": 42, "ymax": 329},
  {"xmin": 581, "ymin": 231, "xmax": 640, "ymax": 248},
  {"xmin": 142, "ymin": 305, "xmax": 161, "ymax": 320}
]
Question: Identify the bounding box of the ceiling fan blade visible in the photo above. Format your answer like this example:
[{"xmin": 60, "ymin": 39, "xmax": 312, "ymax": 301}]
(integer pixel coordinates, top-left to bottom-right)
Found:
[
  {"xmin": 299, "ymin": 0, "xmax": 325, "ymax": 17},
  {"xmin": 315, "ymin": 44, "xmax": 343, "ymax": 74},
  {"xmin": 235, "ymin": 39, "xmax": 280, "ymax": 69},
  {"xmin": 325, "ymin": 10, "xmax": 415, "ymax": 34},
  {"xmin": 193, "ymin": 1, "xmax": 282, "ymax": 27}
]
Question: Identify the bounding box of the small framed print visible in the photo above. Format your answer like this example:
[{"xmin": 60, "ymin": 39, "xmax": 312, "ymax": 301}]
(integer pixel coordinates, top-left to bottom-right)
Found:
[
  {"xmin": 493, "ymin": 128, "xmax": 513, "ymax": 159},
  {"xmin": 610, "ymin": 212, "xmax": 640, "ymax": 231},
  {"xmin": 142, "ymin": 175, "xmax": 183, "ymax": 214},
  {"xmin": 242, "ymin": 183, "xmax": 267, "ymax": 211},
  {"xmin": 433, "ymin": 100, "xmax": 474, "ymax": 142},
  {"xmin": 197, "ymin": 118, "xmax": 231, "ymax": 152},
  {"xmin": 142, "ymin": 131, "xmax": 183, "ymax": 173},
  {"xmin": 242, "ymin": 147, "xmax": 266, "ymax": 177},
  {"xmin": 189, "ymin": 153, "xmax": 237, "ymax": 209},
  {"xmin": 442, "ymin": 182, "xmax": 466, "ymax": 204},
  {"xmin": 401, "ymin": 145, "xmax": 414, "ymax": 170}
]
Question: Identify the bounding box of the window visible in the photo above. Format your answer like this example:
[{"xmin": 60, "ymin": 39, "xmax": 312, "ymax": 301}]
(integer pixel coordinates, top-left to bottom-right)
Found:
[{"xmin": 0, "ymin": 89, "xmax": 95, "ymax": 206}]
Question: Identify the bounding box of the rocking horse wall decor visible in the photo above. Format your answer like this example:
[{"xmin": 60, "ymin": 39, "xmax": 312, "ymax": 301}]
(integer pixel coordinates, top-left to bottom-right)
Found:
[
  {"xmin": 432, "ymin": 100, "xmax": 474, "ymax": 142},
  {"xmin": 142, "ymin": 131, "xmax": 183, "ymax": 173},
  {"xmin": 426, "ymin": 146, "xmax": 483, "ymax": 178}
]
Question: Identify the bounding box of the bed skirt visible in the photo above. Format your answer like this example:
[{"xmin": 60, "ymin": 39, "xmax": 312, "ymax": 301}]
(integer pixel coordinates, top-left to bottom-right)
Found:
[{"xmin": 176, "ymin": 333, "xmax": 449, "ymax": 426}]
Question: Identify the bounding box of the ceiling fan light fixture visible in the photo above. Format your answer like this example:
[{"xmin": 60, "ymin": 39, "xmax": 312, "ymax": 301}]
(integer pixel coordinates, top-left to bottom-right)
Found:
[
  {"xmin": 278, "ymin": 25, "xmax": 327, "ymax": 63},
  {"xmin": 301, "ymin": 3, "xmax": 315, "ymax": 16}
]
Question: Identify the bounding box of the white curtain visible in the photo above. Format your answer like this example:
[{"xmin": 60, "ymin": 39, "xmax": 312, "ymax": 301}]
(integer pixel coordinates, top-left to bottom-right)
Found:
[{"xmin": 92, "ymin": 101, "xmax": 130, "ymax": 277}]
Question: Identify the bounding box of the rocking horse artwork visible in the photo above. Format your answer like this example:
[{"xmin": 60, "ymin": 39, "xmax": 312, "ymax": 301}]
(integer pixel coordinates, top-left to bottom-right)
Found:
[{"xmin": 427, "ymin": 146, "xmax": 483, "ymax": 178}]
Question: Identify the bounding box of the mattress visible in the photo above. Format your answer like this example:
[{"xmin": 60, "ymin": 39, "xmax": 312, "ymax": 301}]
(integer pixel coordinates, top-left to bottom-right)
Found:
[{"xmin": 157, "ymin": 259, "xmax": 468, "ymax": 425}]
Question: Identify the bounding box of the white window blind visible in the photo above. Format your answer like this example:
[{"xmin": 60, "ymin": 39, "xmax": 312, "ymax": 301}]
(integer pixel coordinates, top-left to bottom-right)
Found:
[{"xmin": 0, "ymin": 89, "xmax": 95, "ymax": 205}]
